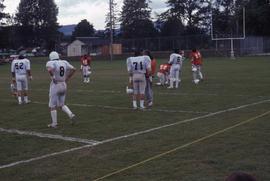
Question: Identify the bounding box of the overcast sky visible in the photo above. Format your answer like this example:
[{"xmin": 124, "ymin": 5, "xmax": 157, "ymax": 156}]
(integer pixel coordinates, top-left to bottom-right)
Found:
[{"xmin": 4, "ymin": 0, "xmax": 168, "ymax": 29}]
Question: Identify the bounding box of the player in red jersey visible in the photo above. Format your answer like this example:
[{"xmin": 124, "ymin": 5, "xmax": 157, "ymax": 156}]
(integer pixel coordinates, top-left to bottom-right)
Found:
[
  {"xmin": 190, "ymin": 48, "xmax": 203, "ymax": 84},
  {"xmin": 80, "ymin": 54, "xmax": 92, "ymax": 83},
  {"xmin": 156, "ymin": 63, "xmax": 171, "ymax": 86}
]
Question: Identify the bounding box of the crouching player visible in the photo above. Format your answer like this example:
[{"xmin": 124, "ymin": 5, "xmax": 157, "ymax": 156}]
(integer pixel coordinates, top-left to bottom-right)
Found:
[
  {"xmin": 156, "ymin": 63, "xmax": 171, "ymax": 86},
  {"xmin": 46, "ymin": 51, "xmax": 76, "ymax": 128},
  {"xmin": 80, "ymin": 54, "xmax": 92, "ymax": 83},
  {"xmin": 127, "ymin": 50, "xmax": 151, "ymax": 110},
  {"xmin": 11, "ymin": 54, "xmax": 32, "ymax": 104},
  {"xmin": 190, "ymin": 48, "xmax": 203, "ymax": 84}
]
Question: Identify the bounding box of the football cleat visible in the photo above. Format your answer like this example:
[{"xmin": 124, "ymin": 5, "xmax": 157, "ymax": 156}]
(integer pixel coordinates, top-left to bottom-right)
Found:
[
  {"xmin": 148, "ymin": 102, "xmax": 153, "ymax": 107},
  {"xmin": 194, "ymin": 79, "xmax": 200, "ymax": 84},
  {"xmin": 70, "ymin": 114, "xmax": 76, "ymax": 125},
  {"xmin": 48, "ymin": 124, "xmax": 57, "ymax": 128},
  {"xmin": 24, "ymin": 100, "xmax": 31, "ymax": 104}
]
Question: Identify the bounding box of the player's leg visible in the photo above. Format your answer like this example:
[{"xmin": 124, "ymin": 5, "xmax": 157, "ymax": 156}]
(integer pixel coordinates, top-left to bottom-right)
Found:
[
  {"xmin": 198, "ymin": 66, "xmax": 203, "ymax": 80},
  {"xmin": 139, "ymin": 76, "xmax": 146, "ymax": 109},
  {"xmin": 48, "ymin": 88, "xmax": 58, "ymax": 128},
  {"xmin": 175, "ymin": 66, "xmax": 180, "ymax": 88},
  {"xmin": 132, "ymin": 79, "xmax": 139, "ymax": 109},
  {"xmin": 82, "ymin": 67, "xmax": 87, "ymax": 83},
  {"xmin": 22, "ymin": 78, "xmax": 30, "ymax": 103},
  {"xmin": 16, "ymin": 78, "xmax": 23, "ymax": 104},
  {"xmin": 145, "ymin": 79, "xmax": 150, "ymax": 103},
  {"xmin": 86, "ymin": 66, "xmax": 91, "ymax": 83},
  {"xmin": 147, "ymin": 78, "xmax": 153, "ymax": 106},
  {"xmin": 57, "ymin": 83, "xmax": 75, "ymax": 119},
  {"xmin": 168, "ymin": 67, "xmax": 175, "ymax": 88},
  {"xmin": 192, "ymin": 65, "xmax": 198, "ymax": 83}
]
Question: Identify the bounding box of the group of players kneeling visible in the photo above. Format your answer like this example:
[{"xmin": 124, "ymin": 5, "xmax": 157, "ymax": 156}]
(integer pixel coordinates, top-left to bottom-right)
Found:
[{"xmin": 126, "ymin": 48, "xmax": 204, "ymax": 110}]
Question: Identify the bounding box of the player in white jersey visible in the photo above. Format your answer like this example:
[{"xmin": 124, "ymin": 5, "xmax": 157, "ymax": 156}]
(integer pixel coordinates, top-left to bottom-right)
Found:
[
  {"xmin": 46, "ymin": 51, "xmax": 76, "ymax": 128},
  {"xmin": 168, "ymin": 49, "xmax": 184, "ymax": 89},
  {"xmin": 11, "ymin": 54, "xmax": 32, "ymax": 104},
  {"xmin": 127, "ymin": 50, "xmax": 151, "ymax": 109}
]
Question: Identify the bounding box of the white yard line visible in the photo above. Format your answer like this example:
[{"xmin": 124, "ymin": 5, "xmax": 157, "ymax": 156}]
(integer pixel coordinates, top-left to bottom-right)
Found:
[
  {"xmin": 0, "ymin": 144, "xmax": 92, "ymax": 169},
  {"xmin": 6, "ymin": 88, "xmax": 267, "ymax": 97},
  {"xmin": 0, "ymin": 128, "xmax": 100, "ymax": 145},
  {"xmin": 1, "ymin": 99, "xmax": 209, "ymax": 114},
  {"xmin": 1, "ymin": 99, "xmax": 270, "ymax": 170}
]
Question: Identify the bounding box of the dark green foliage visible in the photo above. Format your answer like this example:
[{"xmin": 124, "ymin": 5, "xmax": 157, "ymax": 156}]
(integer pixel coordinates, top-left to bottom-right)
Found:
[
  {"xmin": 72, "ymin": 19, "xmax": 95, "ymax": 39},
  {"xmin": 15, "ymin": 0, "xmax": 59, "ymax": 50},
  {"xmin": 161, "ymin": 0, "xmax": 210, "ymax": 35},
  {"xmin": 120, "ymin": 0, "xmax": 157, "ymax": 38}
]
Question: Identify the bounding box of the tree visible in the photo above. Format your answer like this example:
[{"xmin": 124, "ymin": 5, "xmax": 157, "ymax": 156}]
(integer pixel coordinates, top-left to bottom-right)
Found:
[
  {"xmin": 72, "ymin": 19, "xmax": 95, "ymax": 39},
  {"xmin": 162, "ymin": 0, "xmax": 210, "ymax": 34},
  {"xmin": 15, "ymin": 0, "xmax": 59, "ymax": 50},
  {"xmin": 244, "ymin": 0, "xmax": 270, "ymax": 36},
  {"xmin": 0, "ymin": 0, "xmax": 7, "ymax": 23},
  {"xmin": 105, "ymin": 0, "xmax": 120, "ymax": 38},
  {"xmin": 159, "ymin": 17, "xmax": 185, "ymax": 37},
  {"xmin": 120, "ymin": 0, "xmax": 157, "ymax": 38}
]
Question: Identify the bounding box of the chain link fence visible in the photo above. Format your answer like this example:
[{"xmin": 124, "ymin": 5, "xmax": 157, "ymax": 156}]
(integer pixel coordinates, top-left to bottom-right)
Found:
[{"xmin": 115, "ymin": 35, "xmax": 270, "ymax": 57}]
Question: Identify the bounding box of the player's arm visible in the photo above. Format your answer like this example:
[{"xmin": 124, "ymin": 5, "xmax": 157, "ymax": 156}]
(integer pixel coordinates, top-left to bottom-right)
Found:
[
  {"xmin": 46, "ymin": 62, "xmax": 57, "ymax": 84},
  {"xmin": 66, "ymin": 62, "xmax": 76, "ymax": 83},
  {"xmin": 47, "ymin": 67, "xmax": 57, "ymax": 84},
  {"xmin": 11, "ymin": 61, "xmax": 16, "ymax": 83},
  {"xmin": 168, "ymin": 54, "xmax": 174, "ymax": 65},
  {"xmin": 27, "ymin": 60, "xmax": 33, "ymax": 80},
  {"xmin": 145, "ymin": 57, "xmax": 152, "ymax": 80}
]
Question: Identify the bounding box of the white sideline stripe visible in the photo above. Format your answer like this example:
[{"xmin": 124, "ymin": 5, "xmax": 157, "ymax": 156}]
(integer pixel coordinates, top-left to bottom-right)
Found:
[
  {"xmin": 0, "ymin": 128, "xmax": 100, "ymax": 145},
  {"xmin": 0, "ymin": 145, "xmax": 92, "ymax": 169},
  {"xmin": 1, "ymin": 99, "xmax": 270, "ymax": 170},
  {"xmin": 69, "ymin": 103, "xmax": 209, "ymax": 114},
  {"xmin": 26, "ymin": 88, "xmax": 267, "ymax": 97},
  {"xmin": 1, "ymin": 99, "xmax": 208, "ymax": 114}
]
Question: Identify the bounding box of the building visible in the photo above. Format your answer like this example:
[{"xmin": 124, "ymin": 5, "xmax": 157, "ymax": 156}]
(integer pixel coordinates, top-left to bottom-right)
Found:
[{"xmin": 67, "ymin": 37, "xmax": 122, "ymax": 57}]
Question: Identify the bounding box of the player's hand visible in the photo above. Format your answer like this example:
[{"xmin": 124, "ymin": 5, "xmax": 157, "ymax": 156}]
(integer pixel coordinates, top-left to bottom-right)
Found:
[
  {"xmin": 149, "ymin": 76, "xmax": 153, "ymax": 83},
  {"xmin": 29, "ymin": 76, "xmax": 33, "ymax": 81},
  {"xmin": 12, "ymin": 78, "xmax": 16, "ymax": 83}
]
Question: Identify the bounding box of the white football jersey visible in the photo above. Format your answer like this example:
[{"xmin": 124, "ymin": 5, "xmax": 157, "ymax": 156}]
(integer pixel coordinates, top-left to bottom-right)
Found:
[
  {"xmin": 11, "ymin": 58, "xmax": 31, "ymax": 76},
  {"xmin": 127, "ymin": 55, "xmax": 151, "ymax": 74},
  {"xmin": 169, "ymin": 53, "xmax": 183, "ymax": 65},
  {"xmin": 46, "ymin": 60, "xmax": 74, "ymax": 82}
]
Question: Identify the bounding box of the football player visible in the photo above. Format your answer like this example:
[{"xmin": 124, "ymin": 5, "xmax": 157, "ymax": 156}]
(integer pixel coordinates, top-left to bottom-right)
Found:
[
  {"xmin": 80, "ymin": 54, "xmax": 92, "ymax": 83},
  {"xmin": 11, "ymin": 53, "xmax": 32, "ymax": 104},
  {"xmin": 143, "ymin": 50, "xmax": 156, "ymax": 107},
  {"xmin": 156, "ymin": 63, "xmax": 171, "ymax": 86},
  {"xmin": 127, "ymin": 50, "xmax": 151, "ymax": 110},
  {"xmin": 190, "ymin": 48, "xmax": 203, "ymax": 84},
  {"xmin": 168, "ymin": 49, "xmax": 184, "ymax": 89},
  {"xmin": 46, "ymin": 51, "xmax": 76, "ymax": 128}
]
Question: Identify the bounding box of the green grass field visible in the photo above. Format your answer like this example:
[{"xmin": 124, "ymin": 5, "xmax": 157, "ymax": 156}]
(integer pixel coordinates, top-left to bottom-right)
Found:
[{"xmin": 0, "ymin": 56, "xmax": 270, "ymax": 181}]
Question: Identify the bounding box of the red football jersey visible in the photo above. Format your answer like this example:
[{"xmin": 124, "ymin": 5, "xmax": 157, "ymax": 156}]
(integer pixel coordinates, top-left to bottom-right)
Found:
[
  {"xmin": 81, "ymin": 56, "xmax": 91, "ymax": 66},
  {"xmin": 159, "ymin": 64, "xmax": 171, "ymax": 74},
  {"xmin": 190, "ymin": 51, "xmax": 202, "ymax": 65}
]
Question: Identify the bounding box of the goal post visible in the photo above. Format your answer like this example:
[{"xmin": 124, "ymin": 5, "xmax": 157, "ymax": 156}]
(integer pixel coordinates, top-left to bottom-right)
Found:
[{"xmin": 211, "ymin": 5, "xmax": 246, "ymax": 59}]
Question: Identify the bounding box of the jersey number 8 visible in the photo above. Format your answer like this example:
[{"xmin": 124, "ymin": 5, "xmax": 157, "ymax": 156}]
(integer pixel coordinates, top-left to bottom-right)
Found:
[{"xmin": 60, "ymin": 66, "xmax": 65, "ymax": 77}]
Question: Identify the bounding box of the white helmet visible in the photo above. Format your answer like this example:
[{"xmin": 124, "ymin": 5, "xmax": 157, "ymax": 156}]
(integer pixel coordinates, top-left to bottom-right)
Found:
[
  {"xmin": 49, "ymin": 51, "xmax": 59, "ymax": 61},
  {"xmin": 126, "ymin": 86, "xmax": 133, "ymax": 94}
]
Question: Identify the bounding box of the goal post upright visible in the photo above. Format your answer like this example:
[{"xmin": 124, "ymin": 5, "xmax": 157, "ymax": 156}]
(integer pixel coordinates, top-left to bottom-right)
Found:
[{"xmin": 210, "ymin": 3, "xmax": 246, "ymax": 59}]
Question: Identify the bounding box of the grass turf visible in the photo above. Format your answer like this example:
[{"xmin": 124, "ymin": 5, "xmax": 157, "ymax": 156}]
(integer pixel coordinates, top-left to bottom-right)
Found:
[{"xmin": 0, "ymin": 56, "xmax": 269, "ymax": 180}]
